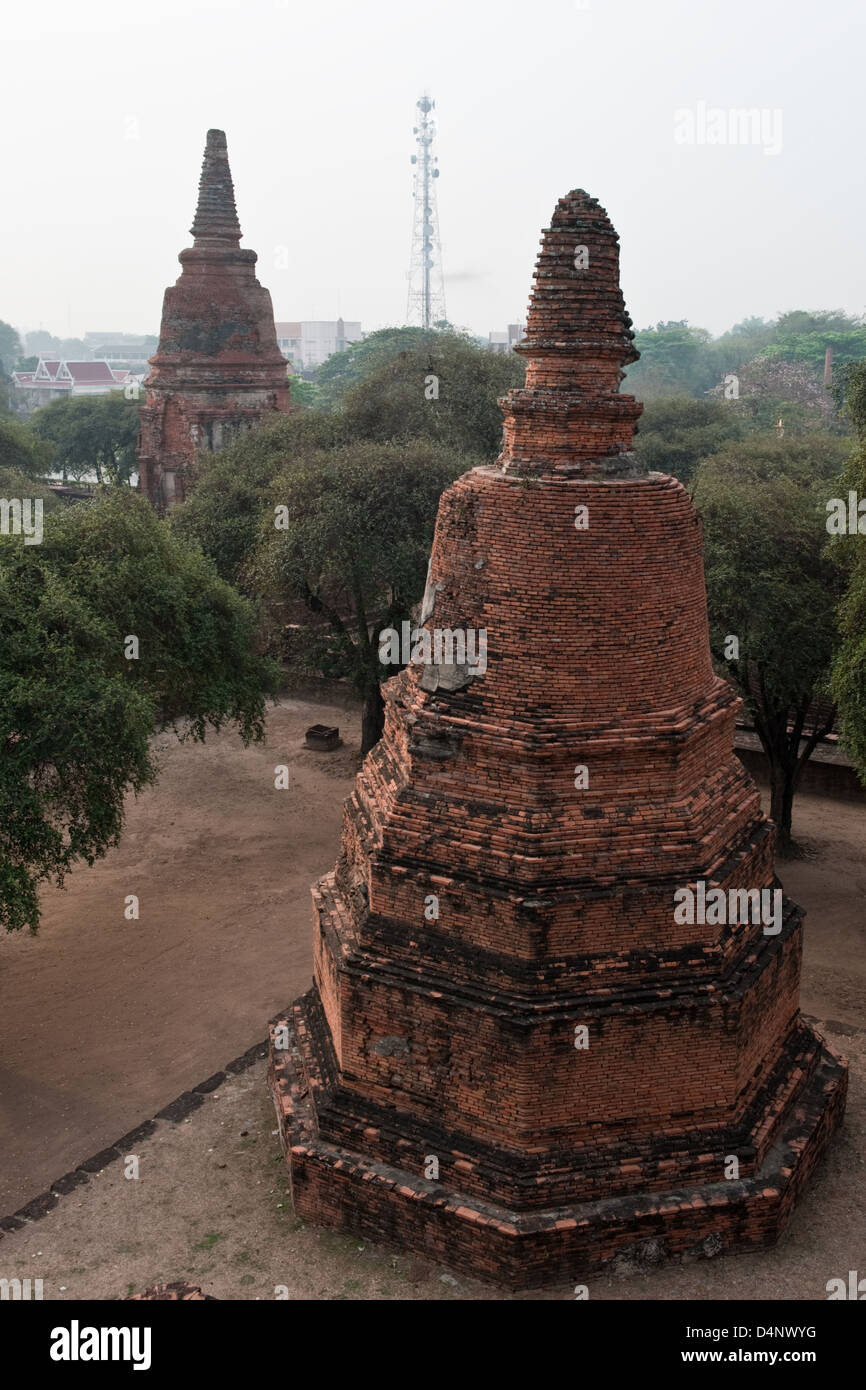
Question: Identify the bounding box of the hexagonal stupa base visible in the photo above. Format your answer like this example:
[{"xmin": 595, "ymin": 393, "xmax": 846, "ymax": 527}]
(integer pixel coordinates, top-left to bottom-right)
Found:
[{"xmin": 269, "ymin": 1005, "xmax": 847, "ymax": 1291}]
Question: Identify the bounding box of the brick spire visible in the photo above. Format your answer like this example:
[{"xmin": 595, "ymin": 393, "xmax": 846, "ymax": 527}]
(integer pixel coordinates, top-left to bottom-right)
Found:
[
  {"xmin": 190, "ymin": 128, "xmax": 242, "ymax": 248},
  {"xmin": 500, "ymin": 189, "xmax": 643, "ymax": 475}
]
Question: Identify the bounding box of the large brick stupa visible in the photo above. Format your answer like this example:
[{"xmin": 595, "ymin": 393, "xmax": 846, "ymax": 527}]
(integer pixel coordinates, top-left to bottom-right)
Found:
[
  {"xmin": 137, "ymin": 129, "xmax": 290, "ymax": 511},
  {"xmin": 269, "ymin": 190, "xmax": 847, "ymax": 1288}
]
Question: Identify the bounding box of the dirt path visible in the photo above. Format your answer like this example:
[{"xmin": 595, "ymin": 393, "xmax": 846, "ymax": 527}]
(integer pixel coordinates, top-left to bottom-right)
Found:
[
  {"xmin": 0, "ymin": 697, "xmax": 360, "ymax": 1215},
  {"xmin": 775, "ymin": 797, "xmax": 866, "ymax": 1028}
]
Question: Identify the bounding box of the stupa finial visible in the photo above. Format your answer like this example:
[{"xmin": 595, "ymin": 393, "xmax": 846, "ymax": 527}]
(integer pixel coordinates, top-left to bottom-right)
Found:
[
  {"xmin": 190, "ymin": 128, "xmax": 242, "ymax": 247},
  {"xmin": 499, "ymin": 189, "xmax": 642, "ymax": 474}
]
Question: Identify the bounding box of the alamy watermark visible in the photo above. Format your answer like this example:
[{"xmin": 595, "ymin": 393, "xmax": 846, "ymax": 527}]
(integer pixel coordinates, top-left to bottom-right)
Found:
[
  {"xmin": 378, "ymin": 621, "xmax": 487, "ymax": 675},
  {"xmin": 674, "ymin": 103, "xmax": 783, "ymax": 156},
  {"xmin": 49, "ymin": 1322, "xmax": 151, "ymax": 1370},
  {"xmin": 1, "ymin": 498, "xmax": 43, "ymax": 545},
  {"xmin": 826, "ymin": 1270, "xmax": 866, "ymax": 1299},
  {"xmin": 673, "ymin": 880, "xmax": 782, "ymax": 935},
  {"xmin": 826, "ymin": 491, "xmax": 866, "ymax": 534},
  {"xmin": 1, "ymin": 1277, "xmax": 43, "ymax": 1300}
]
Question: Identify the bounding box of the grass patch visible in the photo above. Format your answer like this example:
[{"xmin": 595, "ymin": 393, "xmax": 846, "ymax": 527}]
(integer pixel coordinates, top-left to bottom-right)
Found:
[{"xmin": 192, "ymin": 1231, "xmax": 224, "ymax": 1252}]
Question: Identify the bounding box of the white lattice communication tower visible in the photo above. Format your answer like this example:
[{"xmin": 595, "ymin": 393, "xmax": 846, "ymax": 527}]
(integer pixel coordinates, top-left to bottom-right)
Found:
[{"xmin": 406, "ymin": 94, "xmax": 446, "ymax": 328}]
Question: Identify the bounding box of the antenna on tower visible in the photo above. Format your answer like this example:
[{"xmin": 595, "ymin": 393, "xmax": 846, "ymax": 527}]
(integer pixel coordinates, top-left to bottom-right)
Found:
[{"xmin": 406, "ymin": 93, "xmax": 446, "ymax": 329}]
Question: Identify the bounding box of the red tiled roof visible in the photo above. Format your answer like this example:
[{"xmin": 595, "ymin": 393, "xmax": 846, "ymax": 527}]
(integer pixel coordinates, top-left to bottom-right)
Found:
[{"xmin": 63, "ymin": 361, "xmax": 116, "ymax": 383}]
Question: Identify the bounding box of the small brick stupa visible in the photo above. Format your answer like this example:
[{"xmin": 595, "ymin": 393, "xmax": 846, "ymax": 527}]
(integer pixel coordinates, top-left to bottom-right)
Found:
[
  {"xmin": 269, "ymin": 191, "xmax": 846, "ymax": 1288},
  {"xmin": 137, "ymin": 129, "xmax": 290, "ymax": 511}
]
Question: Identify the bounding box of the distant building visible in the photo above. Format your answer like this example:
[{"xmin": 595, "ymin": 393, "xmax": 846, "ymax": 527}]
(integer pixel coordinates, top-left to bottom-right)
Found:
[
  {"xmin": 12, "ymin": 358, "xmax": 132, "ymax": 414},
  {"xmin": 84, "ymin": 331, "xmax": 154, "ymax": 348},
  {"xmin": 274, "ymin": 319, "xmax": 363, "ymax": 371},
  {"xmin": 84, "ymin": 332, "xmax": 158, "ymax": 373},
  {"xmin": 487, "ymin": 323, "xmax": 525, "ymax": 354}
]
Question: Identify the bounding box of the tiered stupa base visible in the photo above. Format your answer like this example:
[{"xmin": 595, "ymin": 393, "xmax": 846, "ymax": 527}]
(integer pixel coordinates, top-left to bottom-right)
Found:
[{"xmin": 270, "ymin": 1003, "xmax": 845, "ymax": 1289}]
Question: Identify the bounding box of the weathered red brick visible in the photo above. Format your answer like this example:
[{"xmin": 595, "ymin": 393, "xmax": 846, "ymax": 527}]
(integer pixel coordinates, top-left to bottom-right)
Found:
[
  {"xmin": 268, "ymin": 190, "xmax": 847, "ymax": 1289},
  {"xmin": 137, "ymin": 129, "xmax": 290, "ymax": 510}
]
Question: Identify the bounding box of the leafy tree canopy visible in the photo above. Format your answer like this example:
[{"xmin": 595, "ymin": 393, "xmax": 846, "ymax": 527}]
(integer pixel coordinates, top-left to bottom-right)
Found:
[
  {"xmin": 336, "ymin": 331, "xmax": 523, "ymax": 458},
  {"xmin": 250, "ymin": 438, "xmax": 468, "ymax": 752},
  {"xmin": 24, "ymin": 330, "xmax": 61, "ymax": 358},
  {"xmin": 312, "ymin": 327, "xmax": 448, "ymax": 405},
  {"xmin": 0, "ymin": 467, "xmax": 61, "ymax": 513},
  {"xmin": 692, "ymin": 432, "xmax": 852, "ymax": 851},
  {"xmin": 0, "ymin": 491, "xmax": 278, "ymax": 931},
  {"xmin": 0, "ymin": 320, "xmax": 22, "ymax": 376},
  {"xmin": 625, "ymin": 310, "xmax": 866, "ymax": 400},
  {"xmin": 170, "ymin": 411, "xmax": 344, "ymax": 587},
  {"xmin": 31, "ymin": 392, "xmax": 140, "ymax": 485},
  {"xmin": 633, "ymin": 397, "xmax": 744, "ymax": 485},
  {"xmin": 172, "ymin": 330, "xmax": 520, "ymax": 586},
  {"xmin": 0, "ymin": 414, "xmax": 56, "ymax": 478},
  {"xmin": 286, "ymin": 373, "xmax": 322, "ymax": 410},
  {"xmin": 625, "ymin": 322, "xmax": 720, "ymax": 398},
  {"xmin": 828, "ymin": 359, "xmax": 866, "ymax": 780}
]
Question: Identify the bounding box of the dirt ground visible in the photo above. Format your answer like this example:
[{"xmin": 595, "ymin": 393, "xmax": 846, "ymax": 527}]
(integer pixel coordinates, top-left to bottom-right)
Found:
[
  {"xmin": 0, "ymin": 695, "xmax": 864, "ymax": 1299},
  {"xmin": 0, "ymin": 694, "xmax": 361, "ymax": 1216}
]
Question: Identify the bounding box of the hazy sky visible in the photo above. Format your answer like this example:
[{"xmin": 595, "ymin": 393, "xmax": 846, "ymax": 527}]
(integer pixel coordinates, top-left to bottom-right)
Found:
[{"xmin": 3, "ymin": 0, "xmax": 864, "ymax": 343}]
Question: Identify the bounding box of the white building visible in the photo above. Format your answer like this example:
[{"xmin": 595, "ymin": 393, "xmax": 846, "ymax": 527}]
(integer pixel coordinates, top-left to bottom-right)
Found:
[
  {"xmin": 274, "ymin": 319, "xmax": 363, "ymax": 371},
  {"xmin": 487, "ymin": 323, "xmax": 525, "ymax": 354}
]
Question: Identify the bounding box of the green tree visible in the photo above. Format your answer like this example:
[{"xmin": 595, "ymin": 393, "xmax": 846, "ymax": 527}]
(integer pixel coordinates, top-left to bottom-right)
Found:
[
  {"xmin": 170, "ymin": 411, "xmax": 343, "ymax": 587},
  {"xmin": 251, "ymin": 439, "xmax": 466, "ymax": 753},
  {"xmin": 633, "ymin": 397, "xmax": 744, "ymax": 486},
  {"xmin": 58, "ymin": 338, "xmax": 90, "ymax": 360},
  {"xmin": 24, "ymin": 330, "xmax": 61, "ymax": 358},
  {"xmin": 765, "ymin": 310, "xmax": 866, "ymax": 372},
  {"xmin": 337, "ymin": 331, "xmax": 524, "ymax": 458},
  {"xmin": 0, "ymin": 320, "xmax": 22, "ymax": 376},
  {"xmin": 830, "ymin": 359, "xmax": 866, "ymax": 780},
  {"xmin": 0, "ymin": 469, "xmax": 60, "ymax": 520},
  {"xmin": 171, "ymin": 332, "xmax": 518, "ymax": 587},
  {"xmin": 313, "ymin": 326, "xmax": 440, "ymax": 405},
  {"xmin": 286, "ymin": 373, "xmax": 321, "ymax": 409},
  {"xmin": 625, "ymin": 322, "xmax": 720, "ymax": 398},
  {"xmin": 0, "ymin": 490, "xmax": 279, "ymax": 932},
  {"xmin": 714, "ymin": 316, "xmax": 777, "ymax": 368},
  {"xmin": 31, "ymin": 391, "xmax": 140, "ymax": 485},
  {"xmin": 0, "ymin": 414, "xmax": 56, "ymax": 477},
  {"xmin": 693, "ymin": 433, "xmax": 851, "ymax": 853},
  {"xmin": 833, "ymin": 358, "xmax": 866, "ymax": 427}
]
